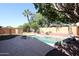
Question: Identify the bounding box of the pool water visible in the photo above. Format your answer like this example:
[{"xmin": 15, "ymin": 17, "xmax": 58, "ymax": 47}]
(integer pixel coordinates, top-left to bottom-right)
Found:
[{"xmin": 31, "ymin": 35, "xmax": 60, "ymax": 45}]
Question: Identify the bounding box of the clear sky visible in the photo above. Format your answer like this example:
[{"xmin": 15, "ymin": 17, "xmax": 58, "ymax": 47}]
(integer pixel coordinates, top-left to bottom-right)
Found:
[{"xmin": 0, "ymin": 3, "xmax": 36, "ymax": 27}]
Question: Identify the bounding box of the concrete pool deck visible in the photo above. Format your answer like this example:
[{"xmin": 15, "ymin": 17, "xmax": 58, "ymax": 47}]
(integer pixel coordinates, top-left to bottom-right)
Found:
[
  {"xmin": 0, "ymin": 36, "xmax": 54, "ymax": 56},
  {"xmin": 23, "ymin": 32, "xmax": 70, "ymax": 41}
]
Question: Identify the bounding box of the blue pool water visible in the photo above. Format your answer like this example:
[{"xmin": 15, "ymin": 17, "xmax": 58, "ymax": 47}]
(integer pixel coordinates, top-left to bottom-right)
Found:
[{"xmin": 31, "ymin": 35, "xmax": 59, "ymax": 45}]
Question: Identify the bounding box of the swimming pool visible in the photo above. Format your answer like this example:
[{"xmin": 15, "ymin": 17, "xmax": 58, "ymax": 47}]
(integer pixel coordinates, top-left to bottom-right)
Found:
[{"xmin": 31, "ymin": 35, "xmax": 63, "ymax": 46}]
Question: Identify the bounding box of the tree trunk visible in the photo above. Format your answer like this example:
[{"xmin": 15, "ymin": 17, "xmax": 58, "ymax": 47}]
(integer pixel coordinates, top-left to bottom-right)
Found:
[{"xmin": 27, "ymin": 15, "xmax": 31, "ymax": 32}]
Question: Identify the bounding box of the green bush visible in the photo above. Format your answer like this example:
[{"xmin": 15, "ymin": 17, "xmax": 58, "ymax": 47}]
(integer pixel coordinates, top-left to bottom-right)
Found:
[
  {"xmin": 30, "ymin": 22, "xmax": 39, "ymax": 32},
  {"xmin": 23, "ymin": 23, "xmax": 30, "ymax": 32}
]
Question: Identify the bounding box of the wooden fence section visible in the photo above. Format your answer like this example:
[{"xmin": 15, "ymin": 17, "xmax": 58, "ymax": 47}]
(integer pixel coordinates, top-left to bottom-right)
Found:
[{"xmin": 0, "ymin": 28, "xmax": 23, "ymax": 35}]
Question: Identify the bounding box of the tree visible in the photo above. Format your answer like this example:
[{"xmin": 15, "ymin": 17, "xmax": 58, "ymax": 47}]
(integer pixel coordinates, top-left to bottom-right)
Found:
[
  {"xmin": 53, "ymin": 3, "xmax": 79, "ymax": 23},
  {"xmin": 22, "ymin": 23, "xmax": 30, "ymax": 32},
  {"xmin": 30, "ymin": 22, "xmax": 39, "ymax": 32},
  {"xmin": 33, "ymin": 4, "xmax": 56, "ymax": 25},
  {"xmin": 33, "ymin": 3, "xmax": 68, "ymax": 25},
  {"xmin": 31, "ymin": 13, "xmax": 47, "ymax": 27},
  {"xmin": 30, "ymin": 13, "xmax": 45, "ymax": 32},
  {"xmin": 21, "ymin": 13, "xmax": 46, "ymax": 32},
  {"xmin": 34, "ymin": 3, "xmax": 79, "ymax": 35},
  {"xmin": 33, "ymin": 3, "xmax": 79, "ymax": 35},
  {"xmin": 23, "ymin": 9, "xmax": 32, "ymax": 25}
]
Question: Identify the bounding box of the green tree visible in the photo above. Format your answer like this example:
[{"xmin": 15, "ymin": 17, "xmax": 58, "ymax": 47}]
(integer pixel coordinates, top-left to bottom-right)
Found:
[
  {"xmin": 30, "ymin": 13, "xmax": 44, "ymax": 32},
  {"xmin": 33, "ymin": 3, "xmax": 79, "ymax": 35},
  {"xmin": 21, "ymin": 13, "xmax": 47, "ymax": 32},
  {"xmin": 33, "ymin": 3, "xmax": 67, "ymax": 26},
  {"xmin": 53, "ymin": 3, "xmax": 79, "ymax": 23},
  {"xmin": 22, "ymin": 23, "xmax": 30, "ymax": 32},
  {"xmin": 31, "ymin": 13, "xmax": 47, "ymax": 27},
  {"xmin": 23, "ymin": 9, "xmax": 32, "ymax": 25},
  {"xmin": 30, "ymin": 22, "xmax": 39, "ymax": 32}
]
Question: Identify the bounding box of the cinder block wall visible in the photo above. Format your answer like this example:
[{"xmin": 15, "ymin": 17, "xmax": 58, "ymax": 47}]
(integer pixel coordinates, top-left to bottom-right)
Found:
[
  {"xmin": 71, "ymin": 26, "xmax": 77, "ymax": 36},
  {"xmin": 39, "ymin": 26, "xmax": 79, "ymax": 36},
  {"xmin": 40, "ymin": 27, "xmax": 69, "ymax": 34},
  {"xmin": 77, "ymin": 26, "xmax": 79, "ymax": 36}
]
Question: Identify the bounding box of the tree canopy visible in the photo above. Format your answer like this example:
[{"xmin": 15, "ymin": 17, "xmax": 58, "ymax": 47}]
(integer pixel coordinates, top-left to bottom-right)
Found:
[
  {"xmin": 21, "ymin": 12, "xmax": 46, "ymax": 32},
  {"xmin": 33, "ymin": 3, "xmax": 79, "ymax": 24},
  {"xmin": 21, "ymin": 3, "xmax": 79, "ymax": 32},
  {"xmin": 23, "ymin": 9, "xmax": 32, "ymax": 25},
  {"xmin": 53, "ymin": 3, "xmax": 79, "ymax": 23},
  {"xmin": 31, "ymin": 13, "xmax": 47, "ymax": 27}
]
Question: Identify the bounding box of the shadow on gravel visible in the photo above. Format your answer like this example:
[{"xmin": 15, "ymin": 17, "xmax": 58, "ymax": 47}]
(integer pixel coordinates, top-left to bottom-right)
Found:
[
  {"xmin": 0, "ymin": 35, "xmax": 19, "ymax": 41},
  {"xmin": 46, "ymin": 40, "xmax": 79, "ymax": 56},
  {"xmin": 45, "ymin": 48, "xmax": 68, "ymax": 56}
]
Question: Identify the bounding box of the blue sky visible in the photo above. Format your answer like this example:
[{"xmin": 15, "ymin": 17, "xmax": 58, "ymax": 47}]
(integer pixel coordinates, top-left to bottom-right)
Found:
[{"xmin": 0, "ymin": 3, "xmax": 36, "ymax": 27}]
